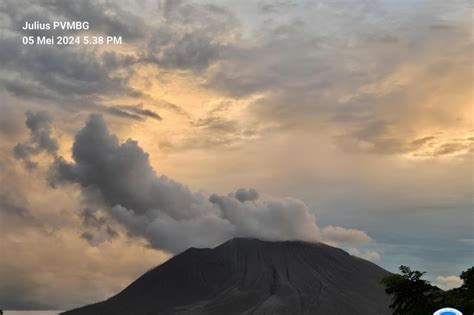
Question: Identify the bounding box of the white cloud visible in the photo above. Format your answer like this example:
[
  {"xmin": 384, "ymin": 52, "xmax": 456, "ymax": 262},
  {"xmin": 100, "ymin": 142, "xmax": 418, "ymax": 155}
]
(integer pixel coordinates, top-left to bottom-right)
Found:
[
  {"xmin": 348, "ymin": 248, "xmax": 381, "ymax": 262},
  {"xmin": 321, "ymin": 225, "xmax": 373, "ymax": 246},
  {"xmin": 435, "ymin": 275, "xmax": 463, "ymax": 290}
]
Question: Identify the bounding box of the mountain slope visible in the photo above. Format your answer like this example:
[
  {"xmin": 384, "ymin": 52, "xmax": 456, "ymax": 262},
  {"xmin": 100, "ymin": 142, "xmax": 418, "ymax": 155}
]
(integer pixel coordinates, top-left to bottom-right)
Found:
[{"xmin": 63, "ymin": 238, "xmax": 392, "ymax": 315}]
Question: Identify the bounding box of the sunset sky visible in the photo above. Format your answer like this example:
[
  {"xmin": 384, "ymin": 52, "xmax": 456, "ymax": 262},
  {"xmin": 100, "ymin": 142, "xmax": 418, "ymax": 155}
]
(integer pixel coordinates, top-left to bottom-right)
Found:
[{"xmin": 0, "ymin": 0, "xmax": 472, "ymax": 310}]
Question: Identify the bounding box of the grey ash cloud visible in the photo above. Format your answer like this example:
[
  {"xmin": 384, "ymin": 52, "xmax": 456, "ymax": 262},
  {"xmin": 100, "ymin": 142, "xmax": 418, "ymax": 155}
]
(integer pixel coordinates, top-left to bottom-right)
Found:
[
  {"xmin": 50, "ymin": 114, "xmax": 369, "ymax": 253},
  {"xmin": 13, "ymin": 111, "xmax": 58, "ymax": 169},
  {"xmin": 234, "ymin": 188, "xmax": 259, "ymax": 202},
  {"xmin": 79, "ymin": 208, "xmax": 106, "ymax": 228},
  {"xmin": 78, "ymin": 207, "xmax": 119, "ymax": 246}
]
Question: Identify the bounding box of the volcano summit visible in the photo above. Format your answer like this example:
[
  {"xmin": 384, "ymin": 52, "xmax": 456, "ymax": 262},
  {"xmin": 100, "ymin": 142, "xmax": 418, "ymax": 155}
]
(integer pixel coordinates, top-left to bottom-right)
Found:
[{"xmin": 63, "ymin": 238, "xmax": 392, "ymax": 315}]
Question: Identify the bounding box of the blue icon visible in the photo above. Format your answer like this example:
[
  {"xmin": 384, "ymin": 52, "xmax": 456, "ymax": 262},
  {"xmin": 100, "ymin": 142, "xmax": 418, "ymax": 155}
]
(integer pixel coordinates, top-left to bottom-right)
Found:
[{"xmin": 433, "ymin": 307, "xmax": 463, "ymax": 315}]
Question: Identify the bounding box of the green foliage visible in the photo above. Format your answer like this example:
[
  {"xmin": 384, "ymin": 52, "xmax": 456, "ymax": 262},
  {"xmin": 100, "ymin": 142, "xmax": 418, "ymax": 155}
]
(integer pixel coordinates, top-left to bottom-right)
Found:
[
  {"xmin": 382, "ymin": 265, "xmax": 474, "ymax": 315},
  {"xmin": 381, "ymin": 265, "xmax": 440, "ymax": 314},
  {"xmin": 442, "ymin": 267, "xmax": 474, "ymax": 314},
  {"xmin": 460, "ymin": 267, "xmax": 474, "ymax": 292}
]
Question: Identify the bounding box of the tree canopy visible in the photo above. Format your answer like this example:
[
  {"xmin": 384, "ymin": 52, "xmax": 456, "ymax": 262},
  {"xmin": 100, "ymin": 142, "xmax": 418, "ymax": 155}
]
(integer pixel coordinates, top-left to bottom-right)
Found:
[{"xmin": 382, "ymin": 266, "xmax": 474, "ymax": 314}]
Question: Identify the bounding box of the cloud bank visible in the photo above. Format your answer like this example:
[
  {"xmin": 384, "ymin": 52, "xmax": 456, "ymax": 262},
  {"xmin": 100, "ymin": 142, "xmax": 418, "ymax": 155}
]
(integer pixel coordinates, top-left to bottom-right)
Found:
[
  {"xmin": 51, "ymin": 114, "xmax": 372, "ymax": 253},
  {"xmin": 13, "ymin": 110, "xmax": 58, "ymax": 169}
]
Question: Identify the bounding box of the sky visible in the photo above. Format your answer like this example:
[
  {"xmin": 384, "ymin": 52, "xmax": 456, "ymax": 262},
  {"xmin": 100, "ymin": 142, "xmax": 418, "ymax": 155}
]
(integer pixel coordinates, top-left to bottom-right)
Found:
[{"xmin": 0, "ymin": 0, "xmax": 472, "ymax": 310}]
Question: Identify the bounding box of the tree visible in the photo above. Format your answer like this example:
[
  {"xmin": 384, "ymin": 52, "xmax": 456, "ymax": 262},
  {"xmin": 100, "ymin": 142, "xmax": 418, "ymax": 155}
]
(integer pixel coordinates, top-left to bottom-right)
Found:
[
  {"xmin": 460, "ymin": 267, "xmax": 474, "ymax": 293},
  {"xmin": 382, "ymin": 266, "xmax": 474, "ymax": 314},
  {"xmin": 459, "ymin": 267, "xmax": 474, "ymax": 312},
  {"xmin": 443, "ymin": 267, "xmax": 474, "ymax": 313},
  {"xmin": 381, "ymin": 265, "xmax": 442, "ymax": 314}
]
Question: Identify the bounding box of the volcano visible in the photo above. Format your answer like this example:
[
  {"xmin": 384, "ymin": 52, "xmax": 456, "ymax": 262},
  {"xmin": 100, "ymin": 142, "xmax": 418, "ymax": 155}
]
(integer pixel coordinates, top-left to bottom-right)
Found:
[{"xmin": 63, "ymin": 238, "xmax": 392, "ymax": 315}]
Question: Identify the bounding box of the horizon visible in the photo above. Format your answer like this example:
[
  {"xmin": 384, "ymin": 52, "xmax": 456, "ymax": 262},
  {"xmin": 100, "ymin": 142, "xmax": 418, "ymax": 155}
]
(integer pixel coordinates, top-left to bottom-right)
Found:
[{"xmin": 0, "ymin": 0, "xmax": 472, "ymax": 311}]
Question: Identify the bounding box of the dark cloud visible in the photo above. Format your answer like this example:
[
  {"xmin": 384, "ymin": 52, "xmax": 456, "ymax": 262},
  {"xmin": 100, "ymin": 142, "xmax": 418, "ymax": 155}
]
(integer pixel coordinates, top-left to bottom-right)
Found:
[
  {"xmin": 49, "ymin": 114, "xmax": 367, "ymax": 253},
  {"xmin": 51, "ymin": 114, "xmax": 195, "ymax": 219},
  {"xmin": 234, "ymin": 188, "xmax": 259, "ymax": 202},
  {"xmin": 0, "ymin": 38, "xmax": 130, "ymax": 104},
  {"xmin": 0, "ymin": 192, "xmax": 30, "ymax": 218},
  {"xmin": 192, "ymin": 116, "xmax": 239, "ymax": 133},
  {"xmin": 43, "ymin": 0, "xmax": 146, "ymax": 40},
  {"xmin": 13, "ymin": 111, "xmax": 58, "ymax": 169},
  {"xmin": 434, "ymin": 142, "xmax": 471, "ymax": 156},
  {"xmin": 79, "ymin": 207, "xmax": 106, "ymax": 228},
  {"xmin": 1, "ymin": 0, "xmax": 145, "ymax": 40},
  {"xmin": 137, "ymin": 1, "xmax": 239, "ymax": 72},
  {"xmin": 144, "ymin": 33, "xmax": 220, "ymax": 72},
  {"xmin": 80, "ymin": 231, "xmax": 94, "ymax": 243},
  {"xmin": 107, "ymin": 104, "xmax": 162, "ymax": 122},
  {"xmin": 0, "ymin": 0, "xmax": 144, "ymax": 107},
  {"xmin": 410, "ymin": 136, "xmax": 436, "ymax": 147},
  {"xmin": 78, "ymin": 207, "xmax": 119, "ymax": 246},
  {"xmin": 157, "ymin": 99, "xmax": 188, "ymax": 115},
  {"xmin": 105, "ymin": 225, "xmax": 119, "ymax": 238},
  {"xmin": 0, "ymin": 0, "xmax": 238, "ymax": 107}
]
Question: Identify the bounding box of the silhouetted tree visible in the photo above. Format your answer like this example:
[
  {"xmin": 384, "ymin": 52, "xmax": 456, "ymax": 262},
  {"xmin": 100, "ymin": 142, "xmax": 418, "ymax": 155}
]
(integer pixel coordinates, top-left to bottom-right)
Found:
[
  {"xmin": 442, "ymin": 267, "xmax": 474, "ymax": 313},
  {"xmin": 383, "ymin": 266, "xmax": 474, "ymax": 314},
  {"xmin": 381, "ymin": 265, "xmax": 442, "ymax": 314}
]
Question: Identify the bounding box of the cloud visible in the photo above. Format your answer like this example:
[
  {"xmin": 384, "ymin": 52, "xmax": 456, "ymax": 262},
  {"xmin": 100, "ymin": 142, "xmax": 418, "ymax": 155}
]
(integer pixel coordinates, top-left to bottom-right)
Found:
[
  {"xmin": 0, "ymin": 226, "xmax": 168, "ymax": 310},
  {"xmin": 43, "ymin": 0, "xmax": 146, "ymax": 40},
  {"xmin": 77, "ymin": 207, "xmax": 119, "ymax": 246},
  {"xmin": 196, "ymin": 1, "xmax": 472, "ymax": 161},
  {"xmin": 135, "ymin": 1, "xmax": 239, "ymax": 72},
  {"xmin": 0, "ymin": 192, "xmax": 30, "ymax": 218},
  {"xmin": 79, "ymin": 207, "xmax": 107, "ymax": 228},
  {"xmin": 13, "ymin": 111, "xmax": 58, "ymax": 169},
  {"xmin": 234, "ymin": 188, "xmax": 259, "ymax": 202},
  {"xmin": 164, "ymin": 100, "xmax": 260, "ymax": 152},
  {"xmin": 209, "ymin": 192, "xmax": 319, "ymax": 243},
  {"xmin": 106, "ymin": 104, "xmax": 162, "ymax": 122},
  {"xmin": 348, "ymin": 248, "xmax": 381, "ymax": 262},
  {"xmin": 51, "ymin": 114, "xmax": 372, "ymax": 253},
  {"xmin": 0, "ymin": 0, "xmax": 144, "ymax": 108},
  {"xmin": 0, "ymin": 37, "xmax": 128, "ymax": 104},
  {"xmin": 321, "ymin": 225, "xmax": 373, "ymax": 245},
  {"xmin": 434, "ymin": 142, "xmax": 471, "ymax": 156},
  {"xmin": 192, "ymin": 115, "xmax": 239, "ymax": 133},
  {"xmin": 145, "ymin": 32, "xmax": 221, "ymax": 72},
  {"xmin": 435, "ymin": 275, "xmax": 463, "ymax": 290}
]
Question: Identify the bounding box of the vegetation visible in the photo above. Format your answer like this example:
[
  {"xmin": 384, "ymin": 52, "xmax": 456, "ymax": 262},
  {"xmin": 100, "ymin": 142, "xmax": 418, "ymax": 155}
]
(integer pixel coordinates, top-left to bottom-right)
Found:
[{"xmin": 382, "ymin": 266, "xmax": 474, "ymax": 314}]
